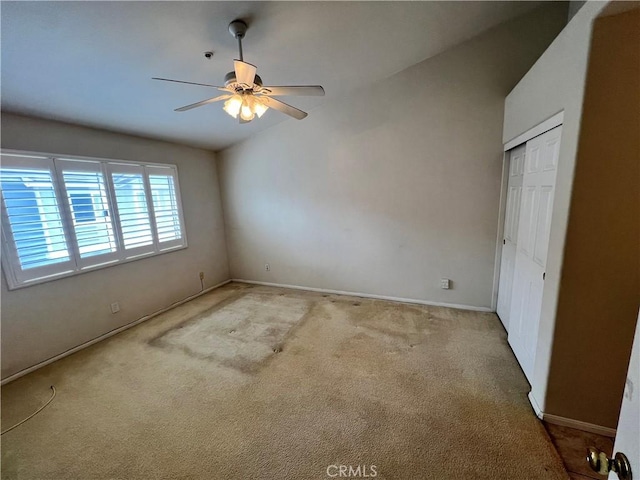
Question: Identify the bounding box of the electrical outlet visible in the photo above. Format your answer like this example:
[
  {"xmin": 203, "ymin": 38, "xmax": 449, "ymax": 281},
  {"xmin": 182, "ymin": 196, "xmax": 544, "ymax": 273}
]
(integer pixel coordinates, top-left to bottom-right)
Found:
[
  {"xmin": 440, "ymin": 278, "xmax": 451, "ymax": 290},
  {"xmin": 265, "ymin": 263, "xmax": 270, "ymax": 271},
  {"xmin": 199, "ymin": 271, "xmax": 204, "ymax": 280},
  {"xmin": 110, "ymin": 302, "xmax": 120, "ymax": 314}
]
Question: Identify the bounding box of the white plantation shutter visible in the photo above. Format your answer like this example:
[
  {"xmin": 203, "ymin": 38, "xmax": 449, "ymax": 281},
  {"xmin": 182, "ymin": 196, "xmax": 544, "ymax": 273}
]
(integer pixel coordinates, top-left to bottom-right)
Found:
[
  {"xmin": 0, "ymin": 154, "xmax": 76, "ymax": 285},
  {"xmin": 107, "ymin": 164, "xmax": 156, "ymax": 258},
  {"xmin": 55, "ymin": 158, "xmax": 120, "ymax": 268},
  {"xmin": 1, "ymin": 151, "xmax": 187, "ymax": 289},
  {"xmin": 146, "ymin": 165, "xmax": 185, "ymax": 251}
]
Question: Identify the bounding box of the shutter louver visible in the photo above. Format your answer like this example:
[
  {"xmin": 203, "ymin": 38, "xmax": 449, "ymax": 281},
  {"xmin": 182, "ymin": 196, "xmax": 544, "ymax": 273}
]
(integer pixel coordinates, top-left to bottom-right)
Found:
[
  {"xmin": 1, "ymin": 168, "xmax": 70, "ymax": 269},
  {"xmin": 57, "ymin": 158, "xmax": 120, "ymax": 267},
  {"xmin": 111, "ymin": 170, "xmax": 154, "ymax": 254},
  {"xmin": 148, "ymin": 168, "xmax": 184, "ymax": 249}
]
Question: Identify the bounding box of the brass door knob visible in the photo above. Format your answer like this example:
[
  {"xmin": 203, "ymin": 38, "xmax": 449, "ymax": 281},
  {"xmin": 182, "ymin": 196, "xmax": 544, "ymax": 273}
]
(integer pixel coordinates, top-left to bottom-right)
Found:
[{"xmin": 587, "ymin": 447, "xmax": 632, "ymax": 479}]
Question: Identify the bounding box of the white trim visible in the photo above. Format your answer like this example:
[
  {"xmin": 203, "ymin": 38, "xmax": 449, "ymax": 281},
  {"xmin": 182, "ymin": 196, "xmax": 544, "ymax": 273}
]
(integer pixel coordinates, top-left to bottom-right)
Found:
[
  {"xmin": 504, "ymin": 111, "xmax": 564, "ymax": 151},
  {"xmin": 491, "ymin": 150, "xmax": 511, "ymax": 315},
  {"xmin": 542, "ymin": 414, "xmax": 617, "ymax": 438},
  {"xmin": 528, "ymin": 391, "xmax": 545, "ymax": 419},
  {"xmin": 0, "ymin": 279, "xmax": 232, "ymax": 385},
  {"xmin": 0, "ymin": 148, "xmax": 181, "ymax": 170},
  {"xmin": 232, "ymin": 279, "xmax": 492, "ymax": 312},
  {"xmin": 528, "ymin": 392, "xmax": 616, "ymax": 438}
]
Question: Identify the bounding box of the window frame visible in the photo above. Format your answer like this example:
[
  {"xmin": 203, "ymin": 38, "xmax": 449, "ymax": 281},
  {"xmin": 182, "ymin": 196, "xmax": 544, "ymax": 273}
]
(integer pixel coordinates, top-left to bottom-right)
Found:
[{"xmin": 1, "ymin": 149, "xmax": 188, "ymax": 290}]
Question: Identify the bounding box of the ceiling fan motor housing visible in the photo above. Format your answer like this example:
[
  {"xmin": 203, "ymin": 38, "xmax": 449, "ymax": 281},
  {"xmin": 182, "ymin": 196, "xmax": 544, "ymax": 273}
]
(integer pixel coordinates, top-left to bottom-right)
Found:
[{"xmin": 225, "ymin": 71, "xmax": 262, "ymax": 91}]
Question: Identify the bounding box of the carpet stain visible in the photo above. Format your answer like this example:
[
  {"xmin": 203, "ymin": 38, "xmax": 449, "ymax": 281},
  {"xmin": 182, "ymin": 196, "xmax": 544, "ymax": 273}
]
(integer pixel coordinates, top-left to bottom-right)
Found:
[{"xmin": 151, "ymin": 292, "xmax": 310, "ymax": 374}]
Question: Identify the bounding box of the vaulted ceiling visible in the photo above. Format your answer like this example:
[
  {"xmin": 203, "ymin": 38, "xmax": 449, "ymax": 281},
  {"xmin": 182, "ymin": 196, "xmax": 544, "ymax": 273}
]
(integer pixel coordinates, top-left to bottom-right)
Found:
[{"xmin": 1, "ymin": 1, "xmax": 544, "ymax": 151}]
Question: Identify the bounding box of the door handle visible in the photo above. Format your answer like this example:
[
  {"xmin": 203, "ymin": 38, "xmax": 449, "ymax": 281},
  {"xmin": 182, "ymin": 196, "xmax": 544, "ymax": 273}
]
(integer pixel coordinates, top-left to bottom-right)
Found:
[{"xmin": 587, "ymin": 447, "xmax": 632, "ymax": 479}]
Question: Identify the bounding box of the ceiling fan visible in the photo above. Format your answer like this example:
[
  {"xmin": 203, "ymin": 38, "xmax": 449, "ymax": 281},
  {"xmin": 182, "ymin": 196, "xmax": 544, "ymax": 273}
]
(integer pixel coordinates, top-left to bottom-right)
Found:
[{"xmin": 152, "ymin": 19, "xmax": 325, "ymax": 123}]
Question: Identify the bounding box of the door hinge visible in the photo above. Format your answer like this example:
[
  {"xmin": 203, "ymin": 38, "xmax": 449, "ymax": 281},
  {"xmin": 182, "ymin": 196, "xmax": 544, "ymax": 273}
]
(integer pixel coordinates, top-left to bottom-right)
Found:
[{"xmin": 543, "ymin": 272, "xmax": 546, "ymax": 280}]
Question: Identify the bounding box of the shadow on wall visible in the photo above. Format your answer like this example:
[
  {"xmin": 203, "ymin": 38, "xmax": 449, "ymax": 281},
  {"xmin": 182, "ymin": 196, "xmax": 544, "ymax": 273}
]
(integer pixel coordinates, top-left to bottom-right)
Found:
[{"xmin": 546, "ymin": 7, "xmax": 640, "ymax": 429}]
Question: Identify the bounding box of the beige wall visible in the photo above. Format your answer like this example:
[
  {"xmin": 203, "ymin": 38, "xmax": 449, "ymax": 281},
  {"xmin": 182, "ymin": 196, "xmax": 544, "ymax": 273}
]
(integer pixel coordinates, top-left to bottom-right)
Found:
[
  {"xmin": 504, "ymin": 2, "xmax": 639, "ymax": 429},
  {"xmin": 546, "ymin": 9, "xmax": 640, "ymax": 429},
  {"xmin": 218, "ymin": 4, "xmax": 567, "ymax": 310},
  {"xmin": 1, "ymin": 113, "xmax": 230, "ymax": 379}
]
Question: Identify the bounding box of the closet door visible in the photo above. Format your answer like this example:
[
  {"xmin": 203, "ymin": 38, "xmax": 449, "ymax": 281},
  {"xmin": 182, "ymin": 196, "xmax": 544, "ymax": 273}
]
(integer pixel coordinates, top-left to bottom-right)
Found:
[
  {"xmin": 496, "ymin": 145, "xmax": 525, "ymax": 331},
  {"xmin": 508, "ymin": 125, "xmax": 562, "ymax": 383}
]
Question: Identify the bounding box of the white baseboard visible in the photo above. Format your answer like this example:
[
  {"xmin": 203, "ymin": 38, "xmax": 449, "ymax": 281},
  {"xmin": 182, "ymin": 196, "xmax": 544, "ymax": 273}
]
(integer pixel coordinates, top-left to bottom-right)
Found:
[
  {"xmin": 232, "ymin": 279, "xmax": 493, "ymax": 312},
  {"xmin": 528, "ymin": 392, "xmax": 616, "ymax": 438},
  {"xmin": 528, "ymin": 391, "xmax": 545, "ymax": 419},
  {"xmin": 1, "ymin": 279, "xmax": 232, "ymax": 386}
]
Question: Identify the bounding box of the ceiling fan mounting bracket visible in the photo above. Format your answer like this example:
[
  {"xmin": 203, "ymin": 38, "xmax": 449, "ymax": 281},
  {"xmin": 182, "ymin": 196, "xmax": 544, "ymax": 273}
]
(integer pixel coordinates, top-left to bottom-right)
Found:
[{"xmin": 228, "ymin": 20, "xmax": 248, "ymax": 39}]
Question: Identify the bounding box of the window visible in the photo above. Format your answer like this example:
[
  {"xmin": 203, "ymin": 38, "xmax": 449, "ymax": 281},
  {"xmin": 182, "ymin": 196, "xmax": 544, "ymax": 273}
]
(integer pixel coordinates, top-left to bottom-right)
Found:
[{"xmin": 1, "ymin": 151, "xmax": 187, "ymax": 289}]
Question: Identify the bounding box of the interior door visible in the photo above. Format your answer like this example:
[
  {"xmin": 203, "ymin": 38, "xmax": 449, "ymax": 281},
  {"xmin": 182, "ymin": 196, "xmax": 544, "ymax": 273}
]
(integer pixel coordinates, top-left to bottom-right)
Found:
[
  {"xmin": 508, "ymin": 125, "xmax": 562, "ymax": 383},
  {"xmin": 496, "ymin": 145, "xmax": 525, "ymax": 331},
  {"xmin": 607, "ymin": 311, "xmax": 639, "ymax": 479}
]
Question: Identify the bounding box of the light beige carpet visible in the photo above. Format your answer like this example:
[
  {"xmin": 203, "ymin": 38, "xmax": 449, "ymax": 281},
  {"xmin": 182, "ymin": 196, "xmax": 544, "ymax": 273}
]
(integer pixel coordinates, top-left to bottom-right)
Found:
[{"xmin": 1, "ymin": 283, "xmax": 569, "ymax": 479}]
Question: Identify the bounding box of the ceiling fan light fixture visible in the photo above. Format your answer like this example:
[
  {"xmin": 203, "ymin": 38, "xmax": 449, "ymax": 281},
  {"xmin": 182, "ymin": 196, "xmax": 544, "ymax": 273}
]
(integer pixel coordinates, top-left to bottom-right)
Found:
[
  {"xmin": 240, "ymin": 96, "xmax": 255, "ymax": 121},
  {"xmin": 230, "ymin": 94, "xmax": 268, "ymax": 122},
  {"xmin": 254, "ymin": 99, "xmax": 268, "ymax": 118},
  {"xmin": 223, "ymin": 95, "xmax": 242, "ymax": 118}
]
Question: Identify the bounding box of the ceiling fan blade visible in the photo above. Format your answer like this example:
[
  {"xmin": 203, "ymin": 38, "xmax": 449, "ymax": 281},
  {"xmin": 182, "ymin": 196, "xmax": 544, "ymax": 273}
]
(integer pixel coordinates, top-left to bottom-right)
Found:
[
  {"xmin": 152, "ymin": 77, "xmax": 226, "ymax": 90},
  {"xmin": 260, "ymin": 86, "xmax": 325, "ymax": 97},
  {"xmin": 174, "ymin": 94, "xmax": 231, "ymax": 112},
  {"xmin": 261, "ymin": 97, "xmax": 307, "ymax": 120},
  {"xmin": 234, "ymin": 60, "xmax": 257, "ymax": 87}
]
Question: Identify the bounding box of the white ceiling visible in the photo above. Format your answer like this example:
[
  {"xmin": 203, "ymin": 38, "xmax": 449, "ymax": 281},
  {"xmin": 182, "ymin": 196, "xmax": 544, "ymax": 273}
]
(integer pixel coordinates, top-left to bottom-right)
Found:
[{"xmin": 1, "ymin": 1, "xmax": 544, "ymax": 152}]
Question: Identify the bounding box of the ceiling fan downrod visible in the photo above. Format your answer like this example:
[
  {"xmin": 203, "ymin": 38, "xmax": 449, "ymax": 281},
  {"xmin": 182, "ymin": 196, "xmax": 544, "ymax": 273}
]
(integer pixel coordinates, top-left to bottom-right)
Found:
[{"xmin": 228, "ymin": 19, "xmax": 248, "ymax": 62}]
